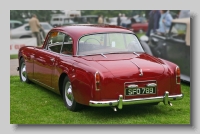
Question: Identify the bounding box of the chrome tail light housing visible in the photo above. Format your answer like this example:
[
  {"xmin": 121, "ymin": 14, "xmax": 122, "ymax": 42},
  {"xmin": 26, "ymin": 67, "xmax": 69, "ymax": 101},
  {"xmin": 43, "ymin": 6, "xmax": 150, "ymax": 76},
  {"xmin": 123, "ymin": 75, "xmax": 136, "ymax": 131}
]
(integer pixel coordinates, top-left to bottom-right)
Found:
[
  {"xmin": 95, "ymin": 71, "xmax": 100, "ymax": 91},
  {"xmin": 176, "ymin": 66, "xmax": 181, "ymax": 84}
]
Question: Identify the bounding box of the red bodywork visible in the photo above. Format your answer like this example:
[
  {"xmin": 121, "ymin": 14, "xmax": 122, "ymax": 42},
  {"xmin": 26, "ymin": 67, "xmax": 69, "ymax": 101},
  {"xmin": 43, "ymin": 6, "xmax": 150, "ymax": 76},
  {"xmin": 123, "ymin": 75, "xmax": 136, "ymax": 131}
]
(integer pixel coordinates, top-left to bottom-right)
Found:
[
  {"xmin": 131, "ymin": 22, "xmax": 148, "ymax": 32},
  {"xmin": 18, "ymin": 24, "xmax": 182, "ymax": 106}
]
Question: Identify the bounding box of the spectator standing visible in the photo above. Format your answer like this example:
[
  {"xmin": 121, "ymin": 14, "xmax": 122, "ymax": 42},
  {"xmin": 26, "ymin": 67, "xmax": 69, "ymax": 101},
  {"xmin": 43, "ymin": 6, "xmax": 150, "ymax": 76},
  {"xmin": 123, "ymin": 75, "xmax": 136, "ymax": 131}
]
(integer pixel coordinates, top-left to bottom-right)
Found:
[
  {"xmin": 179, "ymin": 10, "xmax": 190, "ymax": 18},
  {"xmin": 157, "ymin": 10, "xmax": 173, "ymax": 35},
  {"xmin": 146, "ymin": 10, "xmax": 161, "ymax": 37},
  {"xmin": 117, "ymin": 13, "xmax": 121, "ymax": 26},
  {"xmin": 98, "ymin": 15, "xmax": 103, "ymax": 24},
  {"xmin": 29, "ymin": 14, "xmax": 41, "ymax": 46}
]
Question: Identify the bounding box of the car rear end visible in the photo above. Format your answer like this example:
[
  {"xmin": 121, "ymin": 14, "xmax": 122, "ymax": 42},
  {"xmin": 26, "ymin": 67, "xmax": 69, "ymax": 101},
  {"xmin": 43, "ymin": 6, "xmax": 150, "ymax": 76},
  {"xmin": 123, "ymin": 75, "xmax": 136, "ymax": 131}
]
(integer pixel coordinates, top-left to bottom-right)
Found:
[{"xmin": 89, "ymin": 54, "xmax": 183, "ymax": 110}]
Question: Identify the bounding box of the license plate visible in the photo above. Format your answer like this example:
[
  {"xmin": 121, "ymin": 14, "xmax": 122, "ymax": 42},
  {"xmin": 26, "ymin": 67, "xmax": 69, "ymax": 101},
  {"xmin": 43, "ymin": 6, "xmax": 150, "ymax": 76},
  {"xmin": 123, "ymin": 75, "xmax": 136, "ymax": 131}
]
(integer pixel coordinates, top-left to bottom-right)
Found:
[{"xmin": 125, "ymin": 87, "xmax": 156, "ymax": 96}]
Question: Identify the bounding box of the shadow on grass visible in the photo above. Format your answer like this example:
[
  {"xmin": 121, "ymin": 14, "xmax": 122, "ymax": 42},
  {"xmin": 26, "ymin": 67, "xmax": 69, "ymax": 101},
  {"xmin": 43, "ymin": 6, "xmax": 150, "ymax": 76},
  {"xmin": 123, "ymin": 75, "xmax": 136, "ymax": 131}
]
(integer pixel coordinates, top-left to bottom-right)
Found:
[{"xmin": 78, "ymin": 104, "xmax": 167, "ymax": 119}]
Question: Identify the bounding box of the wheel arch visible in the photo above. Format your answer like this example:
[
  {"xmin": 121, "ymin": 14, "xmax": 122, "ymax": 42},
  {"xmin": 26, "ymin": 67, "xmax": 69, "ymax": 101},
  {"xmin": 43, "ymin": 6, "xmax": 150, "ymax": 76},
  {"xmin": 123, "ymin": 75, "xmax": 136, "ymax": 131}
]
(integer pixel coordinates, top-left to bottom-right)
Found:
[
  {"xmin": 58, "ymin": 72, "xmax": 68, "ymax": 96},
  {"xmin": 18, "ymin": 54, "xmax": 24, "ymax": 68}
]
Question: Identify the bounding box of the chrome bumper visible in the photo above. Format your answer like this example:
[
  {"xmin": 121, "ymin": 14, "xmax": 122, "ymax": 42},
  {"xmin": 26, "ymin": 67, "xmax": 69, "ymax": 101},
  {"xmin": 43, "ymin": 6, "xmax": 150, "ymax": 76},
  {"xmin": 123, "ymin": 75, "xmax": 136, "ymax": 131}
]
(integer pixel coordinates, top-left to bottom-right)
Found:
[{"xmin": 89, "ymin": 91, "xmax": 184, "ymax": 109}]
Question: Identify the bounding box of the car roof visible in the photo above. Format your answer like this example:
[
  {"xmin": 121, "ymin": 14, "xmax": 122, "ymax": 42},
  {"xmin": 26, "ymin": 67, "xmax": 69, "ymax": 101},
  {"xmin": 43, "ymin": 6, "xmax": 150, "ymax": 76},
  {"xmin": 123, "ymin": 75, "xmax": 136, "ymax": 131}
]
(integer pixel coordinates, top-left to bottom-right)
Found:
[
  {"xmin": 79, "ymin": 15, "xmax": 98, "ymax": 17},
  {"xmin": 172, "ymin": 18, "xmax": 190, "ymax": 46},
  {"xmin": 52, "ymin": 24, "xmax": 133, "ymax": 38},
  {"xmin": 22, "ymin": 22, "xmax": 50, "ymax": 26},
  {"xmin": 10, "ymin": 20, "xmax": 22, "ymax": 23}
]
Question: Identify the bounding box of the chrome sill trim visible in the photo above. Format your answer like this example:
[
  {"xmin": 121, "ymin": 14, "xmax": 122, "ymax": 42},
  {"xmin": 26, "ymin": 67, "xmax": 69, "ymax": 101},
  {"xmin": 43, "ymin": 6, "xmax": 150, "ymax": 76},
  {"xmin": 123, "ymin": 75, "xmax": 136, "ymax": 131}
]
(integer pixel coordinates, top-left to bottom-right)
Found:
[
  {"xmin": 31, "ymin": 79, "xmax": 55, "ymax": 91},
  {"xmin": 89, "ymin": 92, "xmax": 183, "ymax": 109}
]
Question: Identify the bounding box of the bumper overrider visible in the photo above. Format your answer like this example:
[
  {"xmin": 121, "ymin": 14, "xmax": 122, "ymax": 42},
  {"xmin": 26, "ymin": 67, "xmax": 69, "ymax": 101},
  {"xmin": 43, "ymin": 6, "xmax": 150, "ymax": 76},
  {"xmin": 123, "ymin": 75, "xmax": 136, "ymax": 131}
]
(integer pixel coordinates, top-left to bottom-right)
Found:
[{"xmin": 89, "ymin": 91, "xmax": 183, "ymax": 109}]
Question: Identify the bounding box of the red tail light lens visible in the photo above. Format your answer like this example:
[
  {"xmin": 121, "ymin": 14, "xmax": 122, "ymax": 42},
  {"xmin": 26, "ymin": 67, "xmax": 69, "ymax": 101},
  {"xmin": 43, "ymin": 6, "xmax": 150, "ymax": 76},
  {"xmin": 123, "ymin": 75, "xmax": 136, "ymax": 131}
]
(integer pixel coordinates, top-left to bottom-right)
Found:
[
  {"xmin": 95, "ymin": 72, "xmax": 100, "ymax": 91},
  {"xmin": 176, "ymin": 66, "xmax": 181, "ymax": 84}
]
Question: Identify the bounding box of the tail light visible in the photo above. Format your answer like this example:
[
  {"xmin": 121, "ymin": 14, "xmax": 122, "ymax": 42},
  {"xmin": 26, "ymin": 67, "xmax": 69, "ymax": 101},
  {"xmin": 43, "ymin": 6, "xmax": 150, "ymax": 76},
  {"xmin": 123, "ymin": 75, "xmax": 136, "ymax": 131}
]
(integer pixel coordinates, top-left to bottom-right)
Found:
[
  {"xmin": 176, "ymin": 66, "xmax": 181, "ymax": 84},
  {"xmin": 95, "ymin": 72, "xmax": 100, "ymax": 91}
]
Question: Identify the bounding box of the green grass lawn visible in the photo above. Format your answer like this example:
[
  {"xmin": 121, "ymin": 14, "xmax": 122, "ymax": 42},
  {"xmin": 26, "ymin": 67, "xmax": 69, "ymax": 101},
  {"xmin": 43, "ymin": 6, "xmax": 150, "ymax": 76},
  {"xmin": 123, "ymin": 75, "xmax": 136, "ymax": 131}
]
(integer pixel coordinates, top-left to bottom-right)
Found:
[
  {"xmin": 10, "ymin": 54, "xmax": 18, "ymax": 59},
  {"xmin": 10, "ymin": 76, "xmax": 190, "ymax": 124},
  {"xmin": 135, "ymin": 32, "xmax": 145, "ymax": 38}
]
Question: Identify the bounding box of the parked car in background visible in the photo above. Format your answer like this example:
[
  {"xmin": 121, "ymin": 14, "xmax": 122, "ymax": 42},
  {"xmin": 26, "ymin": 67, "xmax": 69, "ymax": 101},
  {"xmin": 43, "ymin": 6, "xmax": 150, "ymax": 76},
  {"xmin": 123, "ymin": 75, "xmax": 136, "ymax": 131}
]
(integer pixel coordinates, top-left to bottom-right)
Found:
[
  {"xmin": 108, "ymin": 16, "xmax": 148, "ymax": 32},
  {"xmin": 131, "ymin": 16, "xmax": 148, "ymax": 32},
  {"xmin": 10, "ymin": 22, "xmax": 53, "ymax": 39},
  {"xmin": 141, "ymin": 18, "xmax": 190, "ymax": 83},
  {"xmin": 10, "ymin": 20, "xmax": 23, "ymax": 29},
  {"xmin": 108, "ymin": 17, "xmax": 117, "ymax": 25},
  {"xmin": 74, "ymin": 15, "xmax": 99, "ymax": 24},
  {"xmin": 120, "ymin": 17, "xmax": 132, "ymax": 28},
  {"xmin": 50, "ymin": 14, "xmax": 76, "ymax": 27},
  {"xmin": 17, "ymin": 24, "xmax": 183, "ymax": 112},
  {"xmin": 108, "ymin": 17, "xmax": 128, "ymax": 26},
  {"xmin": 50, "ymin": 10, "xmax": 81, "ymax": 27},
  {"xmin": 62, "ymin": 17, "xmax": 76, "ymax": 26}
]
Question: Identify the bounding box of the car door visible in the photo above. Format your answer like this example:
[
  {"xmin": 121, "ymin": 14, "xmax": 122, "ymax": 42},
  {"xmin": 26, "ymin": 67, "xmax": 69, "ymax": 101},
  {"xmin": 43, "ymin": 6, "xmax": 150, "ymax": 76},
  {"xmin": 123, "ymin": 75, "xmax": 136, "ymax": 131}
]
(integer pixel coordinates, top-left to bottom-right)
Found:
[
  {"xmin": 164, "ymin": 23, "xmax": 190, "ymax": 78},
  {"xmin": 34, "ymin": 31, "xmax": 65, "ymax": 87}
]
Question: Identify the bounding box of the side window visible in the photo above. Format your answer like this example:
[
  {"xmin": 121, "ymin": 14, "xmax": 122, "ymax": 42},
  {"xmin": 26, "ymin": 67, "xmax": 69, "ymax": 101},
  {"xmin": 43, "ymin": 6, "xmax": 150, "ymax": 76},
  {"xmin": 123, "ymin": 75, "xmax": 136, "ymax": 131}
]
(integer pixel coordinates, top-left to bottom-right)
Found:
[
  {"xmin": 10, "ymin": 23, "xmax": 13, "ymax": 29},
  {"xmin": 14, "ymin": 23, "xmax": 22, "ymax": 28},
  {"xmin": 25, "ymin": 26, "xmax": 30, "ymax": 31},
  {"xmin": 53, "ymin": 18, "xmax": 59, "ymax": 21},
  {"xmin": 169, "ymin": 23, "xmax": 186, "ymax": 41},
  {"xmin": 45, "ymin": 32, "xmax": 65, "ymax": 53},
  {"xmin": 61, "ymin": 34, "xmax": 73, "ymax": 55}
]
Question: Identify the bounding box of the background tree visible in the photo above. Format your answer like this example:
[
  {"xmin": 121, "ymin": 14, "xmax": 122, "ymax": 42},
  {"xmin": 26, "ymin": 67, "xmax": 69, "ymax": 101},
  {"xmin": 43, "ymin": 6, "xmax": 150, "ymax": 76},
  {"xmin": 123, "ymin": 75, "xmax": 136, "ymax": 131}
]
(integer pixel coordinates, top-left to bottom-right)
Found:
[
  {"xmin": 10, "ymin": 10, "xmax": 64, "ymax": 23},
  {"xmin": 81, "ymin": 10, "xmax": 133, "ymax": 18}
]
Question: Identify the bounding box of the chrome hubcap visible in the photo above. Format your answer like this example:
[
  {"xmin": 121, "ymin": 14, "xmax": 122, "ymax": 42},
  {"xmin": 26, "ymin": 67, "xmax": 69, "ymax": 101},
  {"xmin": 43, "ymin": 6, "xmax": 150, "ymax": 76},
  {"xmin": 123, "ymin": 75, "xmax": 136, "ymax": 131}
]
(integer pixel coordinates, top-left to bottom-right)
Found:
[
  {"xmin": 21, "ymin": 62, "xmax": 27, "ymax": 81},
  {"xmin": 65, "ymin": 81, "xmax": 74, "ymax": 106}
]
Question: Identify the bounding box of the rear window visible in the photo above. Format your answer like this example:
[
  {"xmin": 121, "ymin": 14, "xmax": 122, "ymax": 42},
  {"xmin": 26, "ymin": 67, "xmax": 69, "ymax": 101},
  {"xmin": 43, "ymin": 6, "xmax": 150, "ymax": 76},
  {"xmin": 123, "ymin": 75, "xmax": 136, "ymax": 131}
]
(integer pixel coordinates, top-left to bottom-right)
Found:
[{"xmin": 78, "ymin": 33, "xmax": 144, "ymax": 55}]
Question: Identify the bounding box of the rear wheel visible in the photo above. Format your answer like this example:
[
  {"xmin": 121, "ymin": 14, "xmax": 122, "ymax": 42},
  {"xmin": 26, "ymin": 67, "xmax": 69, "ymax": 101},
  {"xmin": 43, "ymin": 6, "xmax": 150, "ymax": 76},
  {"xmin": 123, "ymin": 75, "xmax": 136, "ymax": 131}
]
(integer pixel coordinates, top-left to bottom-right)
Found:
[
  {"xmin": 19, "ymin": 58, "xmax": 30, "ymax": 83},
  {"xmin": 62, "ymin": 76, "xmax": 83, "ymax": 111}
]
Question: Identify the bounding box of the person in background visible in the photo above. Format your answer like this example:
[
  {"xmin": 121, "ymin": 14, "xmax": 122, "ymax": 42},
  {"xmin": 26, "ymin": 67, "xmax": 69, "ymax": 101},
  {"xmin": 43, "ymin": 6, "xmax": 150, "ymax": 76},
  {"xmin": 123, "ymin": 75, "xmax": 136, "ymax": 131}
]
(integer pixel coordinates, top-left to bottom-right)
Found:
[
  {"xmin": 29, "ymin": 14, "xmax": 41, "ymax": 46},
  {"xmin": 146, "ymin": 10, "xmax": 161, "ymax": 37},
  {"xmin": 157, "ymin": 10, "xmax": 173, "ymax": 35},
  {"xmin": 98, "ymin": 15, "xmax": 103, "ymax": 24},
  {"xmin": 179, "ymin": 10, "xmax": 190, "ymax": 18},
  {"xmin": 117, "ymin": 13, "xmax": 121, "ymax": 26}
]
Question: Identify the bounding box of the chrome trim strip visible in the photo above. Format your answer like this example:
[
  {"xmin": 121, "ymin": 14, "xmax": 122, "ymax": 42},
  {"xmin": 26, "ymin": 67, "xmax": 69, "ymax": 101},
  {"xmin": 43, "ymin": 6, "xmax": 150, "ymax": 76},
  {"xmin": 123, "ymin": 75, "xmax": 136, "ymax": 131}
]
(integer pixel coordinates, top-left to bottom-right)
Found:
[
  {"xmin": 127, "ymin": 84, "xmax": 138, "ymax": 88},
  {"xmin": 146, "ymin": 83, "xmax": 157, "ymax": 87},
  {"xmin": 31, "ymin": 79, "xmax": 55, "ymax": 91},
  {"xmin": 133, "ymin": 52, "xmax": 140, "ymax": 57},
  {"xmin": 131, "ymin": 61, "xmax": 143, "ymax": 76},
  {"xmin": 89, "ymin": 92, "xmax": 183, "ymax": 108},
  {"xmin": 95, "ymin": 71, "xmax": 100, "ymax": 91},
  {"xmin": 101, "ymin": 53, "xmax": 107, "ymax": 58},
  {"xmin": 163, "ymin": 91, "xmax": 169, "ymax": 105},
  {"xmin": 118, "ymin": 95, "xmax": 123, "ymax": 109}
]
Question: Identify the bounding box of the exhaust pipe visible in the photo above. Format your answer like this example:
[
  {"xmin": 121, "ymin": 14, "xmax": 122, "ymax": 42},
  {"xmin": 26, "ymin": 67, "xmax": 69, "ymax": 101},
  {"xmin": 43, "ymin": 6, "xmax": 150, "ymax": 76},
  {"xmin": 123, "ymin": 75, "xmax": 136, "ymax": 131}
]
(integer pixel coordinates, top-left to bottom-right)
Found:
[
  {"xmin": 168, "ymin": 101, "xmax": 172, "ymax": 106},
  {"xmin": 111, "ymin": 107, "xmax": 117, "ymax": 112}
]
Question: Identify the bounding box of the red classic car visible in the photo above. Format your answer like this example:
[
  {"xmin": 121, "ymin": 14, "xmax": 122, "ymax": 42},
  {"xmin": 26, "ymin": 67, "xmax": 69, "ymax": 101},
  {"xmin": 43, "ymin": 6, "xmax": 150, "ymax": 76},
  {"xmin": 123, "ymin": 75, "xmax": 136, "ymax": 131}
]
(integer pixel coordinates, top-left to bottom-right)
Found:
[
  {"xmin": 17, "ymin": 24, "xmax": 183, "ymax": 112},
  {"xmin": 131, "ymin": 16, "xmax": 148, "ymax": 32}
]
